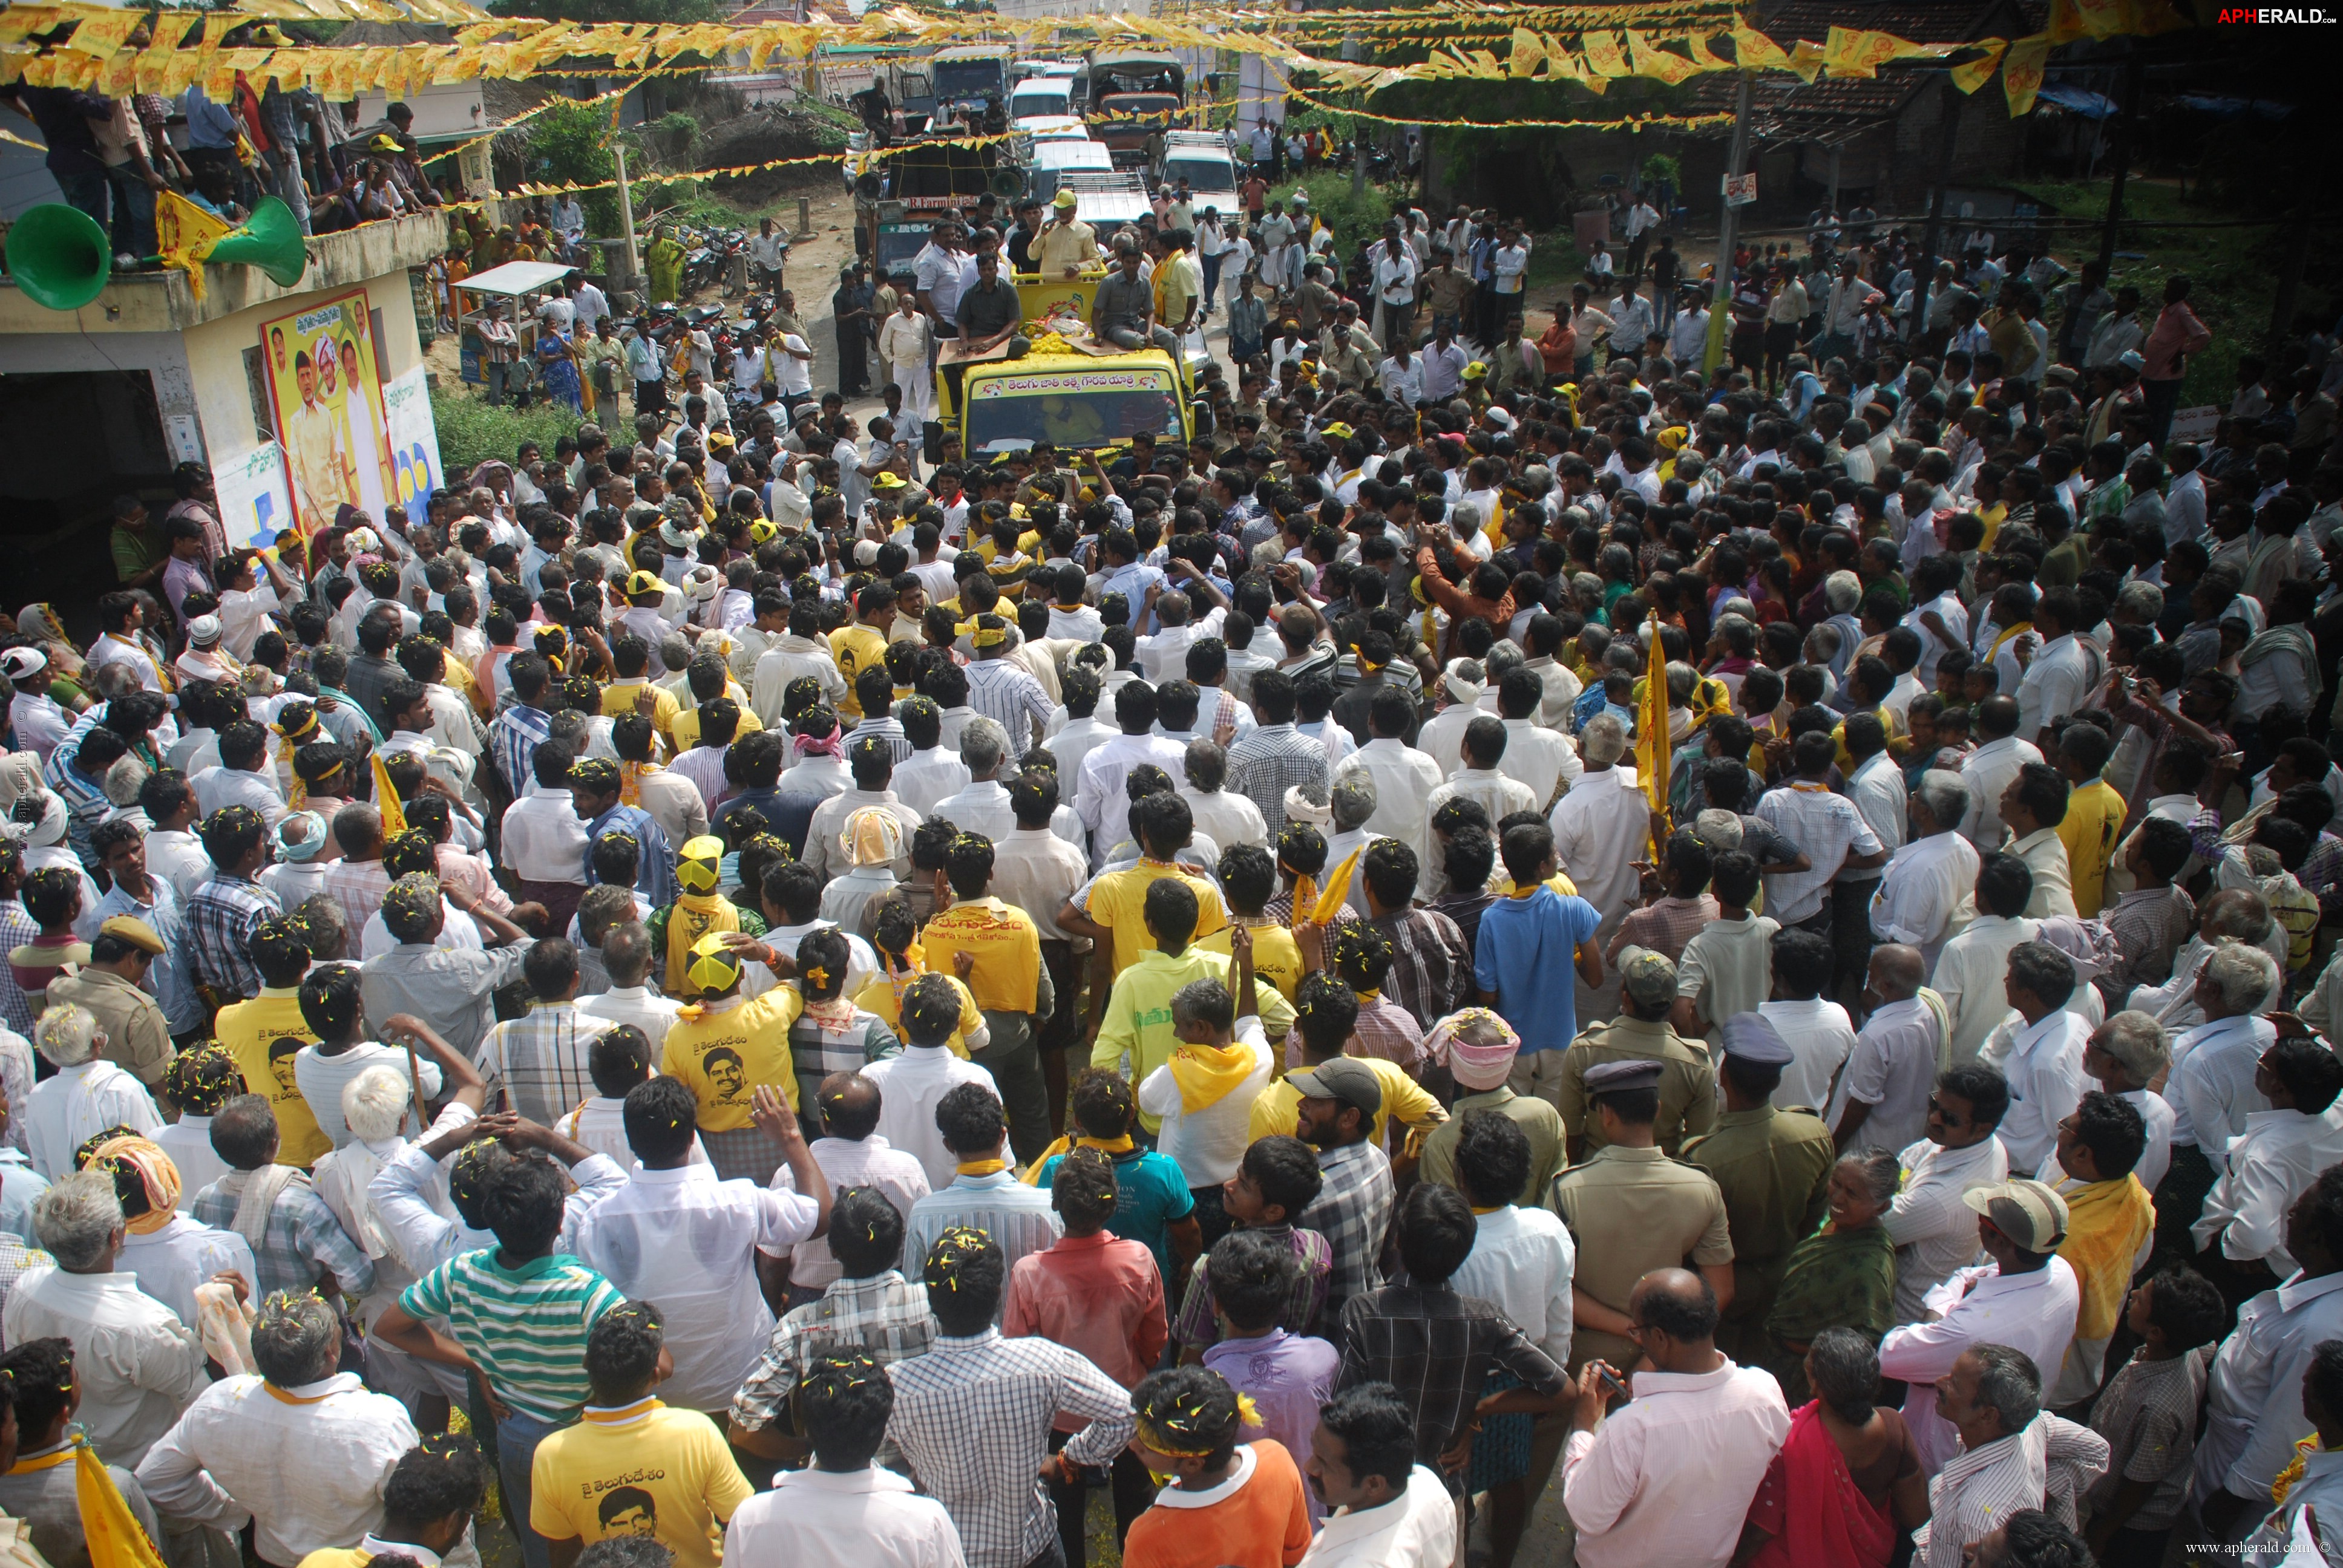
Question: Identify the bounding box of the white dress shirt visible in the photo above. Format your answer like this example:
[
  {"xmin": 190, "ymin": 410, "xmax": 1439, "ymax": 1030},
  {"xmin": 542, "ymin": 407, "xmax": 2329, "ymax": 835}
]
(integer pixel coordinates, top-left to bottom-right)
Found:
[
  {"xmin": 895, "ymin": 751, "xmax": 974, "ymax": 820},
  {"xmin": 152, "ymin": 1117, "xmax": 231, "ymax": 1208},
  {"xmin": 1178, "ymin": 787, "xmax": 1268, "ymax": 854},
  {"xmin": 2014, "ymin": 633, "xmax": 2102, "ymax": 740},
  {"xmin": 1757, "ymin": 998, "xmax": 1857, "ymax": 1114},
  {"xmin": 768, "ymin": 1134, "xmax": 930, "ymax": 1292},
  {"xmin": 498, "ymin": 785, "xmax": 591, "ymax": 884},
  {"xmin": 2168, "ymin": 1012, "xmax": 2279, "ymax": 1160},
  {"xmin": 2, "ymin": 1267, "xmax": 208, "ymax": 1466},
  {"xmin": 1296, "ymin": 1465, "xmax": 1456, "ymax": 1568},
  {"xmin": 1932, "ymin": 915, "xmax": 2040, "ymax": 1068},
  {"xmin": 1827, "ymin": 996, "xmax": 1945, "ymax": 1155},
  {"xmin": 574, "ymin": 985, "xmax": 685, "ymax": 1052},
  {"xmin": 1548, "ymin": 767, "xmax": 1651, "ymax": 942},
  {"xmin": 552, "ymin": 1096, "xmax": 707, "ymax": 1171},
  {"xmin": 575, "ymin": 1164, "xmax": 819, "ymax": 1411},
  {"xmin": 2007, "ymin": 827, "xmax": 2078, "ymax": 918},
  {"xmin": 1844, "ymin": 752, "xmax": 1908, "ymax": 875},
  {"xmin": 1449, "ymin": 1204, "xmax": 1575, "ymax": 1367},
  {"xmin": 1958, "ymin": 736, "xmax": 2046, "ymax": 849},
  {"xmin": 133, "ymin": 1371, "xmax": 416, "ymax": 1566},
  {"xmin": 1332, "ymin": 740, "xmax": 1446, "ymax": 880},
  {"xmin": 1978, "ymin": 1008, "xmax": 2092, "ymax": 1174},
  {"xmin": 2197, "ymin": 1269, "xmax": 2343, "ymax": 1504},
  {"xmin": 24, "ymin": 1059, "xmax": 162, "ymax": 1180},
  {"xmin": 1754, "ymin": 783, "xmax": 1883, "ymax": 926},
  {"xmin": 1871, "ymin": 831, "xmax": 1981, "ymax": 970},
  {"xmin": 2192, "ymin": 1105, "xmax": 2343, "ymax": 1271},
  {"xmin": 859, "ymin": 1045, "xmax": 998, "ymax": 1191},
  {"xmin": 724, "ymin": 1465, "xmax": 966, "ymax": 1568},
  {"xmin": 989, "ymin": 829, "xmax": 1092, "ymax": 947},
  {"xmin": 1884, "ymin": 1134, "xmax": 2011, "ymax": 1322},
  {"xmin": 1561, "ymin": 1358, "xmax": 1791, "ymax": 1568},
  {"xmin": 116, "ymin": 1215, "xmax": 256, "ymax": 1331},
  {"xmin": 1880, "ymin": 1256, "xmax": 2083, "ymax": 1475}
]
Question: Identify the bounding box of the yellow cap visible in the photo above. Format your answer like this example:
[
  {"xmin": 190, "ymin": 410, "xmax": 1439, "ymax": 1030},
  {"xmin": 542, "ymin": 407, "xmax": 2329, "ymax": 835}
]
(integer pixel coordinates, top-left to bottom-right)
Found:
[
  {"xmin": 625, "ymin": 570, "xmax": 663, "ymax": 597},
  {"xmin": 686, "ymin": 931, "xmax": 743, "ymax": 993},
  {"xmin": 1052, "ymin": 189, "xmax": 1078, "ymax": 209}
]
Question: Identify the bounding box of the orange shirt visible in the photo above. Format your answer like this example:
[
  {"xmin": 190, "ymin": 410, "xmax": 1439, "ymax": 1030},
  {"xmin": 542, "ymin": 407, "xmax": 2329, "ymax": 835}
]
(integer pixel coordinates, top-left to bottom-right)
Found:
[{"xmin": 1120, "ymin": 1441, "xmax": 1314, "ymax": 1568}]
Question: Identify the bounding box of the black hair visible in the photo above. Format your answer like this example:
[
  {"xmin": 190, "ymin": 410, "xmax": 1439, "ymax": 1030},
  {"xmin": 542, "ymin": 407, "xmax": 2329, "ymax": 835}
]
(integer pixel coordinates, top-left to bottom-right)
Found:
[
  {"xmin": 1131, "ymin": 1365, "xmax": 1243, "ymax": 1468},
  {"xmin": 1394, "ymin": 1180, "xmax": 1476, "ymax": 1286},
  {"xmin": 480, "ymin": 1149, "xmax": 571, "ymax": 1256},
  {"xmin": 2067, "ymin": 1088, "xmax": 2147, "ymax": 1178},
  {"xmin": 934, "ymin": 1080, "xmax": 1006, "ymax": 1156},
  {"xmin": 2141, "ymin": 1264, "xmax": 2226, "ymax": 1351},
  {"xmin": 922, "ymin": 1225, "xmax": 1006, "ymax": 1334},
  {"xmin": 621, "ymin": 1075, "xmax": 701, "ymax": 1166},
  {"xmin": 1938, "ymin": 1063, "xmax": 2012, "ymax": 1129},
  {"xmin": 583, "ymin": 1300, "xmax": 664, "ymax": 1393},
  {"xmin": 1205, "ymin": 1227, "xmax": 1296, "ymax": 1332},
  {"xmin": 588, "ymin": 1027, "xmax": 652, "ymax": 1099},
  {"xmin": 798, "ymin": 1350, "xmax": 894, "ymax": 1469},
  {"xmin": 828, "ymin": 1186, "xmax": 906, "ymax": 1278},
  {"xmin": 1050, "ymin": 1145, "xmax": 1121, "ymax": 1230},
  {"xmin": 1317, "ymin": 1383, "xmax": 1418, "ymax": 1489},
  {"xmin": 1069, "ymin": 1067, "xmax": 1136, "ymax": 1139},
  {"xmin": 1240, "ymin": 1133, "xmax": 1322, "ymax": 1218},
  {"xmin": 380, "ymin": 1436, "xmax": 491, "ymax": 1538},
  {"xmin": 1454, "ymin": 1109, "xmax": 1532, "ymax": 1210}
]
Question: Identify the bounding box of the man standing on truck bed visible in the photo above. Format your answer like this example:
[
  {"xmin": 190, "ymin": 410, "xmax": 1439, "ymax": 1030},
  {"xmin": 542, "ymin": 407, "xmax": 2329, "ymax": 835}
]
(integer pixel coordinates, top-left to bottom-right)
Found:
[{"xmin": 1035, "ymin": 189, "xmax": 1096, "ymax": 281}]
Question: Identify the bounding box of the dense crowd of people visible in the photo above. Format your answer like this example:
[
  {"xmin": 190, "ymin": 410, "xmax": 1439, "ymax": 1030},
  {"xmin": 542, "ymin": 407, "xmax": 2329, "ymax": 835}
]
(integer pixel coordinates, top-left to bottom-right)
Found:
[{"xmin": 6, "ymin": 139, "xmax": 2343, "ymax": 1568}]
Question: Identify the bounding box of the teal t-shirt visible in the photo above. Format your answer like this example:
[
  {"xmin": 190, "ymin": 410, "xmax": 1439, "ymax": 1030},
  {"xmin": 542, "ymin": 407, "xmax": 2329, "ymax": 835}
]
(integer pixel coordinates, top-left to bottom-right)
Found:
[{"xmin": 1037, "ymin": 1147, "xmax": 1196, "ymax": 1281}]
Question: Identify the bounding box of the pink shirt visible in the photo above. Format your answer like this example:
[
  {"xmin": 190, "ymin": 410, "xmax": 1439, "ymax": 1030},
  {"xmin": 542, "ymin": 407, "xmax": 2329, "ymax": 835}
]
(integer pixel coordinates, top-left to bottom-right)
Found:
[
  {"xmin": 2141, "ymin": 301, "xmax": 2209, "ymax": 383},
  {"xmin": 1001, "ymin": 1230, "xmax": 1167, "ymax": 1427},
  {"xmin": 1561, "ymin": 1358, "xmax": 1791, "ymax": 1568}
]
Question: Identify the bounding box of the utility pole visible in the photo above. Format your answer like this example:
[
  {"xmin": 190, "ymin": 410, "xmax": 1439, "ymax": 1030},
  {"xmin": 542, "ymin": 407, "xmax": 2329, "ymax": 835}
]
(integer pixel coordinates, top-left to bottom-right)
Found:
[
  {"xmin": 1703, "ymin": 72, "xmax": 1753, "ymax": 376},
  {"xmin": 1907, "ymin": 77, "xmax": 1962, "ymax": 343},
  {"xmin": 2097, "ymin": 49, "xmax": 2143, "ymax": 272},
  {"xmin": 613, "ymin": 139, "xmax": 643, "ymax": 297}
]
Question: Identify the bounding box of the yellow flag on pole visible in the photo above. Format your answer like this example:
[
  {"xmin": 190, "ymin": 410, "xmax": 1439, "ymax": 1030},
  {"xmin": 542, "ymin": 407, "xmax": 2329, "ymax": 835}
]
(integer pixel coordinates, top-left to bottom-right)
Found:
[
  {"xmin": 1634, "ymin": 612, "xmax": 1671, "ymax": 846},
  {"xmin": 153, "ymin": 189, "xmax": 233, "ymax": 301},
  {"xmin": 77, "ymin": 1441, "xmax": 166, "ymax": 1568}
]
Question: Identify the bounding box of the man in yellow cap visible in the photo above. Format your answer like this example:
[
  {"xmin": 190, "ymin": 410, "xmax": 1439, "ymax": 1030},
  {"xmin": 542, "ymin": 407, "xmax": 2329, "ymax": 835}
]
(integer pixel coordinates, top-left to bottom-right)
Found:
[
  {"xmin": 659, "ymin": 932, "xmax": 806, "ymax": 1183},
  {"xmin": 647, "ymin": 835, "xmax": 766, "ymax": 997},
  {"xmin": 1035, "ymin": 189, "xmax": 1097, "ymax": 283}
]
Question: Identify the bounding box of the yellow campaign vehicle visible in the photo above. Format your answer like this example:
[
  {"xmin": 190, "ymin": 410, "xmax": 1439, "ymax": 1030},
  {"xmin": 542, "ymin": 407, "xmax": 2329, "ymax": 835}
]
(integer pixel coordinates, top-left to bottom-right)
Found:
[{"xmin": 937, "ymin": 276, "xmax": 1192, "ymax": 460}]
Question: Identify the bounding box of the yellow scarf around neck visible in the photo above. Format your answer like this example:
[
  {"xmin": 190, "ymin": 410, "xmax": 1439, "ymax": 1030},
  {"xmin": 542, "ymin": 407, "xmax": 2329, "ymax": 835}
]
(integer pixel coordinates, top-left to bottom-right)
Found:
[
  {"xmin": 1019, "ymin": 1134, "xmax": 1135, "ymax": 1184},
  {"xmin": 956, "ymin": 1157, "xmax": 1009, "ymax": 1177},
  {"xmin": 1167, "ymin": 1042, "xmax": 1254, "ymax": 1114}
]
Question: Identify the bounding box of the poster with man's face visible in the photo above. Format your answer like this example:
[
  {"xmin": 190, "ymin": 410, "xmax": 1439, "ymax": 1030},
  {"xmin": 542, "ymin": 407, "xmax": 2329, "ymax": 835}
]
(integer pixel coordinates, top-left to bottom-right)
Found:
[{"xmin": 258, "ymin": 290, "xmax": 398, "ymax": 538}]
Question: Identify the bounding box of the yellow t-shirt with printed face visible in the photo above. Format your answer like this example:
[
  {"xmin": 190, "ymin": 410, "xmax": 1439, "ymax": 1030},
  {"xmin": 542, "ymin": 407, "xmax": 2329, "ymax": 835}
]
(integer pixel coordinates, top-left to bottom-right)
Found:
[
  {"xmin": 529, "ymin": 1399, "xmax": 753, "ymax": 1568},
  {"xmin": 827, "ymin": 626, "xmax": 890, "ymax": 717},
  {"xmin": 215, "ymin": 987, "xmax": 330, "ymax": 1168},
  {"xmin": 1088, "ymin": 861, "xmax": 1229, "ymax": 978},
  {"xmin": 660, "ymin": 989, "xmax": 805, "ymax": 1128}
]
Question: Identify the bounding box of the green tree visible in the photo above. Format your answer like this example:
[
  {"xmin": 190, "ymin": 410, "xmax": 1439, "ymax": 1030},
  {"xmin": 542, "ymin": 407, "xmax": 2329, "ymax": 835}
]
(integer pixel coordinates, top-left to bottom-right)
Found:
[{"xmin": 528, "ymin": 99, "xmax": 621, "ymax": 230}]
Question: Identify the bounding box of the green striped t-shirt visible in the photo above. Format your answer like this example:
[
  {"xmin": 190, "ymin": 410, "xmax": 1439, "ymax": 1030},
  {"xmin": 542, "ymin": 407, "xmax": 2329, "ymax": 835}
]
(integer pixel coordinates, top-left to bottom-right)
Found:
[{"xmin": 400, "ymin": 1249, "xmax": 623, "ymax": 1422}]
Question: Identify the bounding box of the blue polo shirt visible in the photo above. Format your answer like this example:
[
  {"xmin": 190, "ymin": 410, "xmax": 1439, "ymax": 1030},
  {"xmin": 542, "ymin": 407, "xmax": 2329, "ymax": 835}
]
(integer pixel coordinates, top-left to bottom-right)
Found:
[
  {"xmin": 1473, "ymin": 886, "xmax": 1602, "ymax": 1053},
  {"xmin": 1037, "ymin": 1145, "xmax": 1195, "ymax": 1281}
]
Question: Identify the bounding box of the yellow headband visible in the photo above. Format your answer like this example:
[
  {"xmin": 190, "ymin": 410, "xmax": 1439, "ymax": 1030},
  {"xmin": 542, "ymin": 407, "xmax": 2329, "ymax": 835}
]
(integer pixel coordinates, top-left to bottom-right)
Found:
[{"xmin": 955, "ymin": 618, "xmax": 1010, "ymax": 648}]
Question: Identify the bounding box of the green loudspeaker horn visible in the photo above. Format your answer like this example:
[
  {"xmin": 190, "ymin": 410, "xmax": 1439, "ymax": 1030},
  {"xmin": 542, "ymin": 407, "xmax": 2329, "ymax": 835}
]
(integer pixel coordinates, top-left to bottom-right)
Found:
[
  {"xmin": 6, "ymin": 202, "xmax": 111, "ymax": 312},
  {"xmin": 203, "ymin": 196, "xmax": 307, "ymax": 287}
]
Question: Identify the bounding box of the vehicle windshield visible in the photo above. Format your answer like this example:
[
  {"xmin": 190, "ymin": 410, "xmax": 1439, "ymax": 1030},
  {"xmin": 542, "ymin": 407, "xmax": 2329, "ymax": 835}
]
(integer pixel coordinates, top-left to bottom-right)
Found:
[
  {"xmin": 965, "ymin": 379, "xmax": 1183, "ymax": 454},
  {"xmin": 1164, "ymin": 157, "xmax": 1230, "ymax": 194},
  {"xmin": 934, "ymin": 60, "xmax": 1003, "ymax": 100},
  {"xmin": 1009, "ymin": 87, "xmax": 1068, "ymax": 118},
  {"xmin": 875, "ymin": 226, "xmax": 927, "ymax": 278}
]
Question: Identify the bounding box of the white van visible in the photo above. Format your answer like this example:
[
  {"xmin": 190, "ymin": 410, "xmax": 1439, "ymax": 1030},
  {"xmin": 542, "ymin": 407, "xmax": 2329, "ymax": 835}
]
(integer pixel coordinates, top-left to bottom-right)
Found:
[
  {"xmin": 1008, "ymin": 76, "xmax": 1075, "ymax": 125},
  {"xmin": 1155, "ymin": 130, "xmax": 1240, "ymax": 223},
  {"xmin": 1027, "ymin": 138, "xmax": 1115, "ymax": 204}
]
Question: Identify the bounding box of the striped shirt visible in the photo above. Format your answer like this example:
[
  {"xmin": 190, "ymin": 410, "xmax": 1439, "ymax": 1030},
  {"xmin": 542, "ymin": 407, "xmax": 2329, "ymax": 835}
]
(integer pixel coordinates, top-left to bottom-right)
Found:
[
  {"xmin": 966, "ymin": 657, "xmax": 1054, "ymax": 746},
  {"xmin": 1298, "ymin": 1140, "xmax": 1394, "ymax": 1333},
  {"xmin": 903, "ymin": 1172, "xmax": 1061, "ymax": 1322},
  {"xmin": 476, "ymin": 1002, "xmax": 595, "ymax": 1126},
  {"xmin": 490, "ymin": 704, "xmax": 554, "ymax": 799},
  {"xmin": 183, "ymin": 875, "xmax": 284, "ymax": 1000},
  {"xmin": 1915, "ymin": 1413, "xmax": 2108, "ymax": 1568},
  {"xmin": 1224, "ymin": 723, "xmax": 1332, "ymax": 839},
  {"xmin": 398, "ymin": 1248, "xmax": 623, "ymax": 1420},
  {"xmin": 729, "ymin": 1269, "xmax": 938, "ymax": 1432}
]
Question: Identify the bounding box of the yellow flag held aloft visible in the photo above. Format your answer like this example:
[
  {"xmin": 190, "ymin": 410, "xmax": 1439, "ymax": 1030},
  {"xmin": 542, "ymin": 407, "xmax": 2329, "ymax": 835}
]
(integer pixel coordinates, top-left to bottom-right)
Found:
[
  {"xmin": 77, "ymin": 1440, "xmax": 166, "ymax": 1568},
  {"xmin": 373, "ymin": 751, "xmax": 407, "ymax": 838},
  {"xmin": 153, "ymin": 189, "xmax": 231, "ymax": 301},
  {"xmin": 1634, "ymin": 612, "xmax": 1671, "ymax": 848}
]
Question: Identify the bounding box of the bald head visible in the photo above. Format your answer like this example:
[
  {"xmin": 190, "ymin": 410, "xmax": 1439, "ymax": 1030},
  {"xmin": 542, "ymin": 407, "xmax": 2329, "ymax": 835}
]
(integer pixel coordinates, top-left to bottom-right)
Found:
[
  {"xmin": 1627, "ymin": 1266, "xmax": 1720, "ymax": 1368},
  {"xmin": 1868, "ymin": 943, "xmax": 1924, "ymax": 1002},
  {"xmin": 816, "ymin": 1070, "xmax": 880, "ymax": 1139}
]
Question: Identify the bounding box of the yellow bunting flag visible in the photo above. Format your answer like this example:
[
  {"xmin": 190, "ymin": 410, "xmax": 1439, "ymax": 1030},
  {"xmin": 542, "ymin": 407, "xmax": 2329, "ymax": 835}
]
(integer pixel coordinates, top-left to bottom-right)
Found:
[
  {"xmin": 2001, "ymin": 33, "xmax": 2050, "ymax": 114},
  {"xmin": 1628, "ymin": 28, "xmax": 1700, "ymax": 82},
  {"xmin": 1950, "ymin": 37, "xmax": 2007, "ymax": 93},
  {"xmin": 1581, "ymin": 28, "xmax": 1630, "ymax": 76},
  {"xmin": 1729, "ymin": 23, "xmax": 1794, "ymax": 70}
]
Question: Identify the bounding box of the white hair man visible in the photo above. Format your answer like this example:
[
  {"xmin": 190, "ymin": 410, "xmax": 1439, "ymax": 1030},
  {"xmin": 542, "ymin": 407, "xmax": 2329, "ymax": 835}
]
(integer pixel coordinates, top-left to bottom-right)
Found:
[
  {"xmin": 136, "ymin": 1290, "xmax": 420, "ymax": 1567},
  {"xmin": 1547, "ymin": 713, "xmax": 1650, "ymax": 976},
  {"xmin": 2164, "ymin": 942, "xmax": 2284, "ymax": 1184},
  {"xmin": 1869, "ymin": 771, "xmax": 1980, "ymax": 972},
  {"xmin": 2, "ymin": 1172, "xmax": 207, "ymax": 1466},
  {"xmin": 22, "ymin": 1004, "xmax": 161, "ymax": 1181}
]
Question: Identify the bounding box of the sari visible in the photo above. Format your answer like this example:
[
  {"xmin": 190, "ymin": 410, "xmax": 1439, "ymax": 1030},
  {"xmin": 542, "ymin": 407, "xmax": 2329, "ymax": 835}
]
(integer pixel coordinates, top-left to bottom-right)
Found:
[
  {"xmin": 1745, "ymin": 1401, "xmax": 1901, "ymax": 1568},
  {"xmin": 1760, "ymin": 1221, "xmax": 1897, "ymax": 1404}
]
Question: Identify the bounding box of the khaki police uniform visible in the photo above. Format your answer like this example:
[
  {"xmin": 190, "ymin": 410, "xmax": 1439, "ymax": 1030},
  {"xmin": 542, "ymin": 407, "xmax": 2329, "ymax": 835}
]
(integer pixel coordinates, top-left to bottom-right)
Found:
[
  {"xmin": 1547, "ymin": 1143, "xmax": 1732, "ymax": 1374},
  {"xmin": 1682, "ymin": 1103, "xmax": 1837, "ymax": 1367},
  {"xmin": 1553, "ymin": 1014, "xmax": 1717, "ymax": 1157}
]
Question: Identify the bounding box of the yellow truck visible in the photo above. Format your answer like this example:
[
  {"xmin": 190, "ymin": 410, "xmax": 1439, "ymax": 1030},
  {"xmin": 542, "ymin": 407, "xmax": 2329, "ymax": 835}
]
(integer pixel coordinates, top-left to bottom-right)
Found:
[{"xmin": 936, "ymin": 272, "xmax": 1192, "ymax": 460}]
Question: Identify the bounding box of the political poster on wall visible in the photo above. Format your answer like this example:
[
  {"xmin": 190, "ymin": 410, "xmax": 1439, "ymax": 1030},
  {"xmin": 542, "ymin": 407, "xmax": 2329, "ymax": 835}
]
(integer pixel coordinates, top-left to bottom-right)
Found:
[
  {"xmin": 258, "ymin": 288, "xmax": 398, "ymax": 537},
  {"xmin": 382, "ymin": 367, "xmax": 444, "ymax": 511},
  {"xmin": 212, "ymin": 440, "xmax": 297, "ymax": 549}
]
